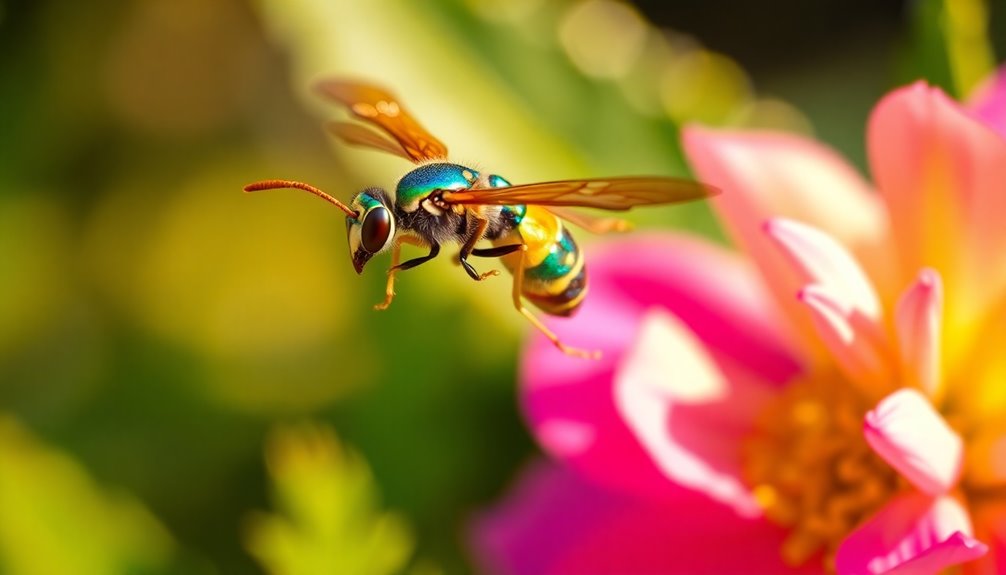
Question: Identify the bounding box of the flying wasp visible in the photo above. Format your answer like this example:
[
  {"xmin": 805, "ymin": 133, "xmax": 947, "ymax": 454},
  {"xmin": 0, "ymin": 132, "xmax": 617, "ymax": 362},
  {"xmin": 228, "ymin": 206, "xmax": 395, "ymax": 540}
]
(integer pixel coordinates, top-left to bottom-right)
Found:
[{"xmin": 244, "ymin": 79, "xmax": 719, "ymax": 358}]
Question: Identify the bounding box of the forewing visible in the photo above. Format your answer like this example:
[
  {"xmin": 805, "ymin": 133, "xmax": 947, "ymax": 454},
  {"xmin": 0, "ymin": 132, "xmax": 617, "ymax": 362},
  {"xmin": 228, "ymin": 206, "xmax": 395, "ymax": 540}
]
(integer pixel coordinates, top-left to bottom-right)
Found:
[
  {"xmin": 442, "ymin": 177, "xmax": 719, "ymax": 211},
  {"xmin": 545, "ymin": 206, "xmax": 633, "ymax": 234},
  {"xmin": 315, "ymin": 79, "xmax": 448, "ymax": 162}
]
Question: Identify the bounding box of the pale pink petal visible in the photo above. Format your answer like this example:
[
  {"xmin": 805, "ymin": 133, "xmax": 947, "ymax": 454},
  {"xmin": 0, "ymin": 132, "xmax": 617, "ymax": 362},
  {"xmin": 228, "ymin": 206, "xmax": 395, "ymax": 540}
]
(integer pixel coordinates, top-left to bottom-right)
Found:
[
  {"xmin": 522, "ymin": 234, "xmax": 802, "ymax": 501},
  {"xmin": 683, "ymin": 127, "xmax": 891, "ymax": 361},
  {"xmin": 765, "ymin": 217, "xmax": 882, "ymax": 320},
  {"xmin": 863, "ymin": 389, "xmax": 963, "ymax": 495},
  {"xmin": 797, "ymin": 284, "xmax": 895, "ymax": 399},
  {"xmin": 895, "ymin": 269, "xmax": 943, "ymax": 398},
  {"xmin": 969, "ymin": 65, "xmax": 1006, "ymax": 139},
  {"xmin": 869, "ymin": 82, "xmax": 1006, "ymax": 355},
  {"xmin": 613, "ymin": 310, "xmax": 763, "ymax": 516},
  {"xmin": 836, "ymin": 492, "xmax": 987, "ymax": 575},
  {"xmin": 471, "ymin": 460, "xmax": 823, "ymax": 575}
]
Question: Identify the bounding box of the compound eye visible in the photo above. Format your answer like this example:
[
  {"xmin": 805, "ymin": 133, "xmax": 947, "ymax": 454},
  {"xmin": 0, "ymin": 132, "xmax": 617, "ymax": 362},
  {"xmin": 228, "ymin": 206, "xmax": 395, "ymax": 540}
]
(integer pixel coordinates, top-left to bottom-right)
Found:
[{"xmin": 361, "ymin": 207, "xmax": 392, "ymax": 252}]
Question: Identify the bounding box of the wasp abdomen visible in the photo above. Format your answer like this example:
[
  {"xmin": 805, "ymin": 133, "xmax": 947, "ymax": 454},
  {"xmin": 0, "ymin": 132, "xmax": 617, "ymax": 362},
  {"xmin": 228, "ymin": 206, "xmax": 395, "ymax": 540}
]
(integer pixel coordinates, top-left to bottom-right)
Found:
[{"xmin": 497, "ymin": 206, "xmax": 588, "ymax": 317}]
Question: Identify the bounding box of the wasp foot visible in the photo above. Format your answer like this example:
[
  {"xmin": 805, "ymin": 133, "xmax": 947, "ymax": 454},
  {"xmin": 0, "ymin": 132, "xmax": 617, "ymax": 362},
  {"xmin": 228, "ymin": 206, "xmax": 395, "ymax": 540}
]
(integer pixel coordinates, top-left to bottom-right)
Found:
[
  {"xmin": 477, "ymin": 269, "xmax": 500, "ymax": 281},
  {"xmin": 555, "ymin": 342, "xmax": 602, "ymax": 360}
]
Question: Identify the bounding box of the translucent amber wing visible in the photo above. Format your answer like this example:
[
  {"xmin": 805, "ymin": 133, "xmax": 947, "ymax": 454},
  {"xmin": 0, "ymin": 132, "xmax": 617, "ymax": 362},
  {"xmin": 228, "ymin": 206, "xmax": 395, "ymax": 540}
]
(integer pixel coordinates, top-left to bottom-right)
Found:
[
  {"xmin": 326, "ymin": 122, "xmax": 413, "ymax": 161},
  {"xmin": 442, "ymin": 177, "xmax": 719, "ymax": 211},
  {"xmin": 544, "ymin": 206, "xmax": 633, "ymax": 233},
  {"xmin": 315, "ymin": 79, "xmax": 448, "ymax": 162}
]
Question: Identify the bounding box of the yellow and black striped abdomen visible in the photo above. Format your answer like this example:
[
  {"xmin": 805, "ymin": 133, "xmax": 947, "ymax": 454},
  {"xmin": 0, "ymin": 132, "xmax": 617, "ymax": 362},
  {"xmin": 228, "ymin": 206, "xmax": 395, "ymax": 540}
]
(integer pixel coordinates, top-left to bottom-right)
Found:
[{"xmin": 496, "ymin": 206, "xmax": 587, "ymax": 317}]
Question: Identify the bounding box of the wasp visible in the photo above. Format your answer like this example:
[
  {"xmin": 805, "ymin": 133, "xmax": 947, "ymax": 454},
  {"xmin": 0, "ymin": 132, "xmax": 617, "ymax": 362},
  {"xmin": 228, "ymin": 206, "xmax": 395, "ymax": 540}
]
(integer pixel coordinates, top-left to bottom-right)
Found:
[{"xmin": 245, "ymin": 80, "xmax": 718, "ymax": 358}]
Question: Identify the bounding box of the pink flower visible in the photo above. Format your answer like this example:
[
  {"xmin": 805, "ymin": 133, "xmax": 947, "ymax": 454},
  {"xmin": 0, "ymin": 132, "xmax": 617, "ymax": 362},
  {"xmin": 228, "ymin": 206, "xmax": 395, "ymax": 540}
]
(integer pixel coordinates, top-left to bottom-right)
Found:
[
  {"xmin": 473, "ymin": 81, "xmax": 1006, "ymax": 575},
  {"xmin": 970, "ymin": 65, "xmax": 1006, "ymax": 139}
]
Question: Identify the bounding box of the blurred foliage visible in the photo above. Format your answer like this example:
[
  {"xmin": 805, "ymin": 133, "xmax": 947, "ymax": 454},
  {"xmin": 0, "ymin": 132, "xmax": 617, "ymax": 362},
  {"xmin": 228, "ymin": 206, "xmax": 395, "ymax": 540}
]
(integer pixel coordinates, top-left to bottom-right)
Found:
[
  {"xmin": 0, "ymin": 416, "xmax": 177, "ymax": 575},
  {"xmin": 246, "ymin": 423, "xmax": 415, "ymax": 575},
  {"xmin": 0, "ymin": 0, "xmax": 1000, "ymax": 573},
  {"xmin": 897, "ymin": 0, "xmax": 996, "ymax": 98}
]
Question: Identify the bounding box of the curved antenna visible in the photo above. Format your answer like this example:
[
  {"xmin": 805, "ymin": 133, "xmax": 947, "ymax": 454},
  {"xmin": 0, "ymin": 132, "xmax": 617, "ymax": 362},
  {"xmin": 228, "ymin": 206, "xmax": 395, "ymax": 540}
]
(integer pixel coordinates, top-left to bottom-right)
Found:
[{"xmin": 243, "ymin": 179, "xmax": 359, "ymax": 219}]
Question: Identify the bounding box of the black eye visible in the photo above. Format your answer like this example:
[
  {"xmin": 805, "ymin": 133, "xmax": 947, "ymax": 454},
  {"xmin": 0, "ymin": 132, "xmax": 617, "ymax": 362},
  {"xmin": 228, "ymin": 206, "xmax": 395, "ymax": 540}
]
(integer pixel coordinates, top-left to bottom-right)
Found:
[{"xmin": 361, "ymin": 207, "xmax": 391, "ymax": 252}]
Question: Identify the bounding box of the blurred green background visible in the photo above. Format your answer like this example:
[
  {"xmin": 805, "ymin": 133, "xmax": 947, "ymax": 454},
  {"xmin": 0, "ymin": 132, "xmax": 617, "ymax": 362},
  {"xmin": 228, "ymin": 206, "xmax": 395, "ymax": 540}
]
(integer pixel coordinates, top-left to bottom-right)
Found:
[{"xmin": 0, "ymin": 0, "xmax": 1002, "ymax": 573}]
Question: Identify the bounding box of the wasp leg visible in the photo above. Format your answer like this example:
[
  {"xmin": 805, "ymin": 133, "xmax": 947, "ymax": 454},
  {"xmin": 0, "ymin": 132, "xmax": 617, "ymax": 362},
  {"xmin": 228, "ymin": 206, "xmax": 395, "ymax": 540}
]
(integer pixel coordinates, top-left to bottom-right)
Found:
[
  {"xmin": 511, "ymin": 244, "xmax": 600, "ymax": 360},
  {"xmin": 471, "ymin": 244, "xmax": 522, "ymax": 258},
  {"xmin": 459, "ymin": 216, "xmax": 499, "ymax": 281},
  {"xmin": 375, "ymin": 236, "xmax": 425, "ymax": 311},
  {"xmin": 392, "ymin": 241, "xmax": 441, "ymax": 272}
]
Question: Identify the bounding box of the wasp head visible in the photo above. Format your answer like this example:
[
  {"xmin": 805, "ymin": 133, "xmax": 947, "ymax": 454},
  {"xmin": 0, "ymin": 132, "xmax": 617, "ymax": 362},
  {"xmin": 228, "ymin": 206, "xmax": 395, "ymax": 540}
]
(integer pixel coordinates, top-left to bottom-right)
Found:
[{"xmin": 346, "ymin": 188, "xmax": 396, "ymax": 274}]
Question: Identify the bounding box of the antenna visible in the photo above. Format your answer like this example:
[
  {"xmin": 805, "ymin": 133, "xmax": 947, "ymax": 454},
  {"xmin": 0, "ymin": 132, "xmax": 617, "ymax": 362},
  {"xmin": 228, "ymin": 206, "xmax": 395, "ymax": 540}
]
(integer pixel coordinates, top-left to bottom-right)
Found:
[{"xmin": 243, "ymin": 179, "xmax": 359, "ymax": 219}]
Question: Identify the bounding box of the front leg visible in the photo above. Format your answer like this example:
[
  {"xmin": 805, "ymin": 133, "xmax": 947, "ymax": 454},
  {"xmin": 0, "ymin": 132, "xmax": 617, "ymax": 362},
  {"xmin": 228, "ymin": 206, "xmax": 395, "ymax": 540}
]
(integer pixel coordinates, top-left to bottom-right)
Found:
[
  {"xmin": 375, "ymin": 239, "xmax": 439, "ymax": 310},
  {"xmin": 458, "ymin": 215, "xmax": 499, "ymax": 281},
  {"xmin": 392, "ymin": 240, "xmax": 440, "ymax": 272}
]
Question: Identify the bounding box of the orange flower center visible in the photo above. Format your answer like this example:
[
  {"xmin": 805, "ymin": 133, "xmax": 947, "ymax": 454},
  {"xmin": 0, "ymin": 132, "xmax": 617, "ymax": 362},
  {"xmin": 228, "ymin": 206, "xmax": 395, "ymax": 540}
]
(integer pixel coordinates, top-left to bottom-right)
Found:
[{"xmin": 742, "ymin": 371, "xmax": 902, "ymax": 570}]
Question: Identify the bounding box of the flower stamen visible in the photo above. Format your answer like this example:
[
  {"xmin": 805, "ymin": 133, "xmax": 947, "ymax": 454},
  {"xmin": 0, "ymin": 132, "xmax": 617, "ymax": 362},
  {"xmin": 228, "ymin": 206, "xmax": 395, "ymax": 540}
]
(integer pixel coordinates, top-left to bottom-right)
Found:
[{"xmin": 743, "ymin": 372, "xmax": 901, "ymax": 569}]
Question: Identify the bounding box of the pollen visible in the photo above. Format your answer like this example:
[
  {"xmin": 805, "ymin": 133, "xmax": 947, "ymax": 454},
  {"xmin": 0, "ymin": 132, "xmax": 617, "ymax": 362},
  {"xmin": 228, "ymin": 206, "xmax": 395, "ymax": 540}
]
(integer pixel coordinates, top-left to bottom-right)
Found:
[{"xmin": 742, "ymin": 371, "xmax": 901, "ymax": 570}]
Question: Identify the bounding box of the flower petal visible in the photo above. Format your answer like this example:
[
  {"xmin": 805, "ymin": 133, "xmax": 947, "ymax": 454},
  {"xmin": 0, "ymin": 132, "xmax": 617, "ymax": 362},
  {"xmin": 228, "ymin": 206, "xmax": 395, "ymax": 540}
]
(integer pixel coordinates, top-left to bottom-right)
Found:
[
  {"xmin": 895, "ymin": 269, "xmax": 943, "ymax": 399},
  {"xmin": 951, "ymin": 300, "xmax": 1006, "ymax": 424},
  {"xmin": 969, "ymin": 499, "xmax": 1006, "ymax": 575},
  {"xmin": 471, "ymin": 460, "xmax": 824, "ymax": 575},
  {"xmin": 471, "ymin": 460, "xmax": 624, "ymax": 575},
  {"xmin": 765, "ymin": 217, "xmax": 882, "ymax": 320},
  {"xmin": 968, "ymin": 65, "xmax": 1006, "ymax": 140},
  {"xmin": 864, "ymin": 389, "xmax": 963, "ymax": 495},
  {"xmin": 797, "ymin": 284, "xmax": 895, "ymax": 399},
  {"xmin": 683, "ymin": 127, "xmax": 891, "ymax": 361},
  {"xmin": 869, "ymin": 82, "xmax": 1006, "ymax": 361},
  {"xmin": 522, "ymin": 234, "xmax": 802, "ymax": 501},
  {"xmin": 835, "ymin": 493, "xmax": 987, "ymax": 575},
  {"xmin": 613, "ymin": 310, "xmax": 762, "ymax": 516}
]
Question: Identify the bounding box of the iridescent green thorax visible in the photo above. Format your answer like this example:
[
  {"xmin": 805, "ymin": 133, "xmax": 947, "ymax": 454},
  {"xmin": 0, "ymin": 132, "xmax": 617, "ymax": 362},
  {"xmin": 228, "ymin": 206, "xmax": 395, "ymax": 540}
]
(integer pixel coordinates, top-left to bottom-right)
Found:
[
  {"xmin": 501, "ymin": 204, "xmax": 525, "ymax": 225},
  {"xmin": 396, "ymin": 162, "xmax": 479, "ymax": 212},
  {"xmin": 525, "ymin": 227, "xmax": 578, "ymax": 281}
]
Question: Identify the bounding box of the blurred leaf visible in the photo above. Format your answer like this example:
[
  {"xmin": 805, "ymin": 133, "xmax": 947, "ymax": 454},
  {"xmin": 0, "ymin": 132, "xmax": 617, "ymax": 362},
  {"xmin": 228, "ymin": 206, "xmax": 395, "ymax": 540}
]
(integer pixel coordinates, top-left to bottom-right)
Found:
[
  {"xmin": 942, "ymin": 0, "xmax": 995, "ymax": 97},
  {"xmin": 245, "ymin": 423, "xmax": 415, "ymax": 575},
  {"xmin": 899, "ymin": 0, "xmax": 995, "ymax": 98},
  {"xmin": 0, "ymin": 194, "xmax": 71, "ymax": 362},
  {"xmin": 0, "ymin": 193, "xmax": 107, "ymax": 421},
  {"xmin": 0, "ymin": 416, "xmax": 176, "ymax": 575}
]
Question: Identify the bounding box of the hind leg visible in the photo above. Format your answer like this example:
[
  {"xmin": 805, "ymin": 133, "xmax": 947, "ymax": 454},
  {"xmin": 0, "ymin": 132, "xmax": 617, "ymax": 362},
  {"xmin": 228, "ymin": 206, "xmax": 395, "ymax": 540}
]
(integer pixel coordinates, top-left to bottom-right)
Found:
[{"xmin": 510, "ymin": 244, "xmax": 599, "ymax": 359}]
